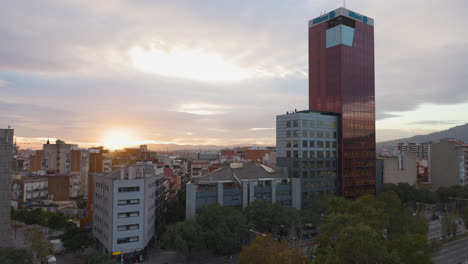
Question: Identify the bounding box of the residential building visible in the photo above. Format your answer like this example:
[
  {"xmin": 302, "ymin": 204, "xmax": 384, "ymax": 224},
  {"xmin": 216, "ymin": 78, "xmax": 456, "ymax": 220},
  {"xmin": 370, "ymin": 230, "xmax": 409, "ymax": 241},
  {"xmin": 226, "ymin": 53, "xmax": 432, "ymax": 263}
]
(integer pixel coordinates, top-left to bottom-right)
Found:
[
  {"xmin": 11, "ymin": 176, "xmax": 48, "ymax": 207},
  {"xmin": 276, "ymin": 111, "xmax": 339, "ymax": 208},
  {"xmin": 48, "ymin": 175, "xmax": 80, "ymax": 201},
  {"xmin": 308, "ymin": 8, "xmax": 376, "ymax": 197},
  {"xmin": 430, "ymin": 139, "xmax": 468, "ymax": 189},
  {"xmin": 383, "ymin": 154, "xmax": 417, "ymax": 185},
  {"xmin": 71, "ymin": 149, "xmax": 90, "ymax": 197},
  {"xmin": 29, "ymin": 150, "xmax": 42, "ymax": 172},
  {"xmin": 93, "ymin": 164, "xmax": 160, "ymax": 256},
  {"xmin": 42, "ymin": 139, "xmax": 77, "ymax": 174},
  {"xmin": 395, "ymin": 143, "xmax": 430, "ymax": 160},
  {"xmin": 0, "ymin": 129, "xmax": 13, "ymax": 246},
  {"xmin": 186, "ymin": 162, "xmax": 301, "ymax": 219}
]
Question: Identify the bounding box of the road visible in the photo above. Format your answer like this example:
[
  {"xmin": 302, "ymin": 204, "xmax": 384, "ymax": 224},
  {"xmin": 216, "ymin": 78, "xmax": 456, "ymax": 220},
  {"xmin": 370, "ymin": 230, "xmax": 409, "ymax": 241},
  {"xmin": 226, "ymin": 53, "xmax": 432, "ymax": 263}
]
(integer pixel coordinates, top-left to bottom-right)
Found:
[{"xmin": 433, "ymin": 236, "xmax": 468, "ymax": 264}]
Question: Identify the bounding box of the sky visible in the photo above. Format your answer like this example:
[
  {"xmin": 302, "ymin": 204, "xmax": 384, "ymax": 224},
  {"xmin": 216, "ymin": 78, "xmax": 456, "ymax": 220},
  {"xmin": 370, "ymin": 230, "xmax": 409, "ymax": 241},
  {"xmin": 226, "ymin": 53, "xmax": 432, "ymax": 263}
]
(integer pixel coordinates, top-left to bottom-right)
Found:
[{"xmin": 1, "ymin": 0, "xmax": 468, "ymax": 150}]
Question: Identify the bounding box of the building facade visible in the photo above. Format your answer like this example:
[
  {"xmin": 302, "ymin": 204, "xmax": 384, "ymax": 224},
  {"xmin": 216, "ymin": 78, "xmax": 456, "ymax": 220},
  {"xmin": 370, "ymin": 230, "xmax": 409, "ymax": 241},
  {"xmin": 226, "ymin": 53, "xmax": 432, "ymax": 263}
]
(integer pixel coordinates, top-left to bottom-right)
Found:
[
  {"xmin": 71, "ymin": 149, "xmax": 90, "ymax": 197},
  {"xmin": 395, "ymin": 143, "xmax": 430, "ymax": 160},
  {"xmin": 186, "ymin": 163, "xmax": 301, "ymax": 219},
  {"xmin": 276, "ymin": 111, "xmax": 338, "ymax": 207},
  {"xmin": 430, "ymin": 139, "xmax": 468, "ymax": 189},
  {"xmin": 308, "ymin": 8, "xmax": 376, "ymax": 197},
  {"xmin": 42, "ymin": 140, "xmax": 77, "ymax": 174},
  {"xmin": 48, "ymin": 175, "xmax": 80, "ymax": 201},
  {"xmin": 93, "ymin": 164, "xmax": 162, "ymax": 256},
  {"xmin": 383, "ymin": 154, "xmax": 417, "ymax": 185},
  {"xmin": 0, "ymin": 129, "xmax": 13, "ymax": 246}
]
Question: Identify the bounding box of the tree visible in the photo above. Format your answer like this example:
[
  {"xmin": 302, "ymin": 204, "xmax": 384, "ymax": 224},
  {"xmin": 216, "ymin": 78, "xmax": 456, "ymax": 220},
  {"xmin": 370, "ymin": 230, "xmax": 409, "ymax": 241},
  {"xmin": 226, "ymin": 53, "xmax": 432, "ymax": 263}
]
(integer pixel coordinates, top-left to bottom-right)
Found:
[
  {"xmin": 0, "ymin": 248, "xmax": 34, "ymax": 264},
  {"xmin": 441, "ymin": 213, "xmax": 457, "ymax": 238},
  {"xmin": 198, "ymin": 204, "xmax": 250, "ymax": 255},
  {"xmin": 301, "ymin": 195, "xmax": 330, "ymax": 227},
  {"xmin": 28, "ymin": 228, "xmax": 52, "ymax": 263},
  {"xmin": 314, "ymin": 193, "xmax": 433, "ymax": 264},
  {"xmin": 60, "ymin": 223, "xmax": 94, "ymax": 251},
  {"xmin": 239, "ymin": 235, "xmax": 306, "ymax": 264},
  {"xmin": 48, "ymin": 212, "xmax": 68, "ymax": 230},
  {"xmin": 161, "ymin": 220, "xmax": 202, "ymax": 256},
  {"xmin": 244, "ymin": 201, "xmax": 301, "ymax": 237},
  {"xmin": 86, "ymin": 252, "xmax": 115, "ymax": 264}
]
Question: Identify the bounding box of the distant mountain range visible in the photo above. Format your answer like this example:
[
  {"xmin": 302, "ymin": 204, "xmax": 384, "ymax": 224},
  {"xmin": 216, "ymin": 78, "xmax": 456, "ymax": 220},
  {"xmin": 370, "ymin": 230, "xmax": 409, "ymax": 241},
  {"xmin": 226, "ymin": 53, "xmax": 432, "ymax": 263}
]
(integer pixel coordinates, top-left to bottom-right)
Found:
[{"xmin": 377, "ymin": 123, "xmax": 468, "ymax": 151}]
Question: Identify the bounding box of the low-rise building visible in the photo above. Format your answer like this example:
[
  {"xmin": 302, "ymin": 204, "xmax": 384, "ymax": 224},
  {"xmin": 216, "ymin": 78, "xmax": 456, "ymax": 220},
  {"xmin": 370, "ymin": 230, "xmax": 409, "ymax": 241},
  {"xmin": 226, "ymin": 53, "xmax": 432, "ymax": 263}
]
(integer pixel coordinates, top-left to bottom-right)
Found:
[
  {"xmin": 430, "ymin": 139, "xmax": 468, "ymax": 189},
  {"xmin": 186, "ymin": 163, "xmax": 300, "ymax": 219},
  {"xmin": 48, "ymin": 175, "xmax": 80, "ymax": 201},
  {"xmin": 383, "ymin": 154, "xmax": 417, "ymax": 185},
  {"xmin": 11, "ymin": 176, "xmax": 48, "ymax": 207},
  {"xmin": 93, "ymin": 164, "xmax": 161, "ymax": 257}
]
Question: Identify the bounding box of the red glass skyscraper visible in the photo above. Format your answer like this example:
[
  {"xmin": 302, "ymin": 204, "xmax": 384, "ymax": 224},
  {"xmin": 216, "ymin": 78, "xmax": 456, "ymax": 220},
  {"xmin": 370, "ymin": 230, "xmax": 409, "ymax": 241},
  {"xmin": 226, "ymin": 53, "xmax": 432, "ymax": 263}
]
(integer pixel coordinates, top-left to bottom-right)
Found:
[{"xmin": 308, "ymin": 8, "xmax": 376, "ymax": 197}]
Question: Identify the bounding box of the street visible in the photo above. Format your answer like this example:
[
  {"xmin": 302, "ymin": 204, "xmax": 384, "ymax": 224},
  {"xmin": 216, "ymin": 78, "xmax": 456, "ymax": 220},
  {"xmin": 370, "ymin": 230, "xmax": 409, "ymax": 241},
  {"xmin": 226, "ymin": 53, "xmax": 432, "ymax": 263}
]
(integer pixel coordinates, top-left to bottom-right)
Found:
[{"xmin": 433, "ymin": 237, "xmax": 468, "ymax": 264}]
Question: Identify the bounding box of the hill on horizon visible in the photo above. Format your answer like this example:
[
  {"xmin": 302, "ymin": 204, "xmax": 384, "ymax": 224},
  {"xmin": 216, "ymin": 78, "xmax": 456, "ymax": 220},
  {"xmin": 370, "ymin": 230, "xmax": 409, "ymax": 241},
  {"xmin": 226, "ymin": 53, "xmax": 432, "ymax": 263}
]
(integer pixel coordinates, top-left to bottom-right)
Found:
[{"xmin": 377, "ymin": 123, "xmax": 468, "ymax": 149}]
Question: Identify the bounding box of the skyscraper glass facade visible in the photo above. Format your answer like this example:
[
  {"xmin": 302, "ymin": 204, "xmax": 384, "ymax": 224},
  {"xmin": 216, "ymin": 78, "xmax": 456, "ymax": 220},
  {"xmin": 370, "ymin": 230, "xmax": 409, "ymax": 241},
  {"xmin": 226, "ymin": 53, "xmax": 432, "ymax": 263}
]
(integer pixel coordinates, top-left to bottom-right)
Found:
[
  {"xmin": 308, "ymin": 8, "xmax": 376, "ymax": 197},
  {"xmin": 276, "ymin": 111, "xmax": 338, "ymax": 207}
]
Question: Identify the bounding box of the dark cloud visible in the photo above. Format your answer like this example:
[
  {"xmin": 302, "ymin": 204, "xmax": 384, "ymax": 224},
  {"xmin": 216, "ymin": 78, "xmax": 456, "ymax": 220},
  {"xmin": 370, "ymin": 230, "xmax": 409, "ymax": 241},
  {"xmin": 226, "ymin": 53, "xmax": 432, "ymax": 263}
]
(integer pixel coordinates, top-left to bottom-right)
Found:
[{"xmin": 376, "ymin": 112, "xmax": 399, "ymax": 120}]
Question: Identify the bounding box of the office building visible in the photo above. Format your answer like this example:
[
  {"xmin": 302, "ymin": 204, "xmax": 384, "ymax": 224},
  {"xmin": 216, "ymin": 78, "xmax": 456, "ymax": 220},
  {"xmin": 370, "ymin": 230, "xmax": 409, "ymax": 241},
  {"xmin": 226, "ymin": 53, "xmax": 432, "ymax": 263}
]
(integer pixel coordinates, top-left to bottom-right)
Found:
[
  {"xmin": 430, "ymin": 139, "xmax": 468, "ymax": 189},
  {"xmin": 186, "ymin": 162, "xmax": 301, "ymax": 219},
  {"xmin": 93, "ymin": 164, "xmax": 162, "ymax": 256},
  {"xmin": 276, "ymin": 111, "xmax": 338, "ymax": 207},
  {"xmin": 383, "ymin": 154, "xmax": 417, "ymax": 185},
  {"xmin": 308, "ymin": 8, "xmax": 376, "ymax": 197},
  {"xmin": 0, "ymin": 129, "xmax": 13, "ymax": 246}
]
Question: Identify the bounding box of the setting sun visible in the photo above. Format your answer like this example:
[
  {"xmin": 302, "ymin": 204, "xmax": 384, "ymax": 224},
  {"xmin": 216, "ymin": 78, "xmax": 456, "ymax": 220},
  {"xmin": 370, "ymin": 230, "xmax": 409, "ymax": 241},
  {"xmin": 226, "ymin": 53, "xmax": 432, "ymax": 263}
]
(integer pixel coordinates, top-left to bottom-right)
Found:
[{"xmin": 102, "ymin": 128, "xmax": 135, "ymax": 150}]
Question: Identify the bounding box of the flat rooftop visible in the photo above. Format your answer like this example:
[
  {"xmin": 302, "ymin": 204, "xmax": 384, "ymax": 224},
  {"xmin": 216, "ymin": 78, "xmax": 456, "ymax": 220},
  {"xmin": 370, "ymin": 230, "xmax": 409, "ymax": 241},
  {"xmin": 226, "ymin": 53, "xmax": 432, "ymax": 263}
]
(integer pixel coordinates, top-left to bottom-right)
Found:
[
  {"xmin": 192, "ymin": 162, "xmax": 287, "ymax": 184},
  {"xmin": 309, "ymin": 7, "xmax": 374, "ymax": 28}
]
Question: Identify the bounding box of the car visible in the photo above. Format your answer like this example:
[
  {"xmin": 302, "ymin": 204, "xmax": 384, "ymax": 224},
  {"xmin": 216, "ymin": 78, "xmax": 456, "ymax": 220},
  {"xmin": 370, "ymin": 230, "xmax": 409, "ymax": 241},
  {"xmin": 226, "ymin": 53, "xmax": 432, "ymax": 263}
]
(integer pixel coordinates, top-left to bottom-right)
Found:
[{"xmin": 431, "ymin": 214, "xmax": 439, "ymax": 220}]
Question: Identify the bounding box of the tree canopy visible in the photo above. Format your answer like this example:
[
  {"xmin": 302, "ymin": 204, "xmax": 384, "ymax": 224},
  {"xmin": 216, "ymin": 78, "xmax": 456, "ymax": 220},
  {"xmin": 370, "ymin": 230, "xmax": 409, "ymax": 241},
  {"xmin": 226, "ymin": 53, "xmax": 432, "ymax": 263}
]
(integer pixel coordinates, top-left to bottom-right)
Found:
[{"xmin": 239, "ymin": 235, "xmax": 306, "ymax": 264}]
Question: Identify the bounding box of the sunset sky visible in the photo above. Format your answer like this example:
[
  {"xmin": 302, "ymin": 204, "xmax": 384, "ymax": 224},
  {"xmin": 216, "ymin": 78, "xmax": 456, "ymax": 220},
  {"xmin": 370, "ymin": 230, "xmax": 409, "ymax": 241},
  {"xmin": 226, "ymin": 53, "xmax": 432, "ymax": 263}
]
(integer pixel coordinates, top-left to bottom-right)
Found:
[{"xmin": 1, "ymin": 0, "xmax": 468, "ymax": 150}]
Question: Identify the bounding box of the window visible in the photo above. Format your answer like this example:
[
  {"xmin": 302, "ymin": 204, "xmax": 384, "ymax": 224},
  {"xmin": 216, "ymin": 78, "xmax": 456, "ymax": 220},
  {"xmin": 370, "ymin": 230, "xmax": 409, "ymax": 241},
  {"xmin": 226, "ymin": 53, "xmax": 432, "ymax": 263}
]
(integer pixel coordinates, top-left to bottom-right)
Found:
[
  {"xmin": 309, "ymin": 131, "xmax": 315, "ymax": 138},
  {"xmin": 293, "ymin": 151, "xmax": 299, "ymax": 158},
  {"xmin": 118, "ymin": 187, "xmax": 140, "ymax": 193},
  {"xmin": 317, "ymin": 131, "xmax": 323, "ymax": 138},
  {"xmin": 326, "ymin": 141, "xmax": 330, "ymax": 148},
  {"xmin": 309, "ymin": 120, "xmax": 315, "ymax": 128},
  {"xmin": 303, "ymin": 141, "xmax": 308, "ymax": 148},
  {"xmin": 325, "ymin": 131, "xmax": 331, "ymax": 138},
  {"xmin": 293, "ymin": 130, "xmax": 299, "ymax": 137},
  {"xmin": 310, "ymin": 161, "xmax": 315, "ymax": 168},
  {"xmin": 303, "ymin": 171, "xmax": 309, "ymax": 178},
  {"xmin": 286, "ymin": 131, "xmax": 291, "ymax": 138},
  {"xmin": 293, "ymin": 160, "xmax": 299, "ymax": 168},
  {"xmin": 118, "ymin": 211, "xmax": 139, "ymax": 218},
  {"xmin": 326, "ymin": 151, "xmax": 331, "ymax": 158},
  {"xmin": 309, "ymin": 141, "xmax": 315, "ymax": 148},
  {"xmin": 302, "ymin": 120, "xmax": 308, "ymax": 127},
  {"xmin": 117, "ymin": 224, "xmax": 139, "ymax": 231},
  {"xmin": 286, "ymin": 151, "xmax": 291, "ymax": 158},
  {"xmin": 293, "ymin": 141, "xmax": 299, "ymax": 148},
  {"xmin": 286, "ymin": 141, "xmax": 291, "ymax": 148},
  {"xmin": 302, "ymin": 151, "xmax": 308, "ymax": 158},
  {"xmin": 117, "ymin": 236, "xmax": 139, "ymax": 244},
  {"xmin": 293, "ymin": 120, "xmax": 298, "ymax": 127},
  {"xmin": 286, "ymin": 121, "xmax": 291, "ymax": 128},
  {"xmin": 118, "ymin": 199, "xmax": 140, "ymax": 206},
  {"xmin": 317, "ymin": 141, "xmax": 324, "ymax": 148},
  {"xmin": 302, "ymin": 161, "xmax": 308, "ymax": 168},
  {"xmin": 302, "ymin": 131, "xmax": 308, "ymax": 137},
  {"xmin": 333, "ymin": 132, "xmax": 337, "ymax": 138},
  {"xmin": 317, "ymin": 151, "xmax": 324, "ymax": 158},
  {"xmin": 332, "ymin": 151, "xmax": 337, "ymax": 158},
  {"xmin": 332, "ymin": 141, "xmax": 337, "ymax": 148},
  {"xmin": 310, "ymin": 151, "xmax": 315, "ymax": 158}
]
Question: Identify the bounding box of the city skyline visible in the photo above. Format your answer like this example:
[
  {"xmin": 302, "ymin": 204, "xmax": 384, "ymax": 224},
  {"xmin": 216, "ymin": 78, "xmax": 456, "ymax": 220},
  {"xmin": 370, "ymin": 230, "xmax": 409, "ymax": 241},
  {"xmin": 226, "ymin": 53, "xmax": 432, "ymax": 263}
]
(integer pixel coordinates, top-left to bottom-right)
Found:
[{"xmin": 2, "ymin": 0, "xmax": 468, "ymax": 150}]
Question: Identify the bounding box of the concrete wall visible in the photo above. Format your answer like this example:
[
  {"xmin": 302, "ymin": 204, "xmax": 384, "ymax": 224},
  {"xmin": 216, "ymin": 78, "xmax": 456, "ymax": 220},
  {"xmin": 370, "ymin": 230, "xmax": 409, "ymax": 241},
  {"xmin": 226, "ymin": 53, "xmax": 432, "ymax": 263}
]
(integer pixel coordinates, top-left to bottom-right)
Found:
[
  {"xmin": 383, "ymin": 154, "xmax": 417, "ymax": 185},
  {"xmin": 430, "ymin": 140, "xmax": 460, "ymax": 190},
  {"xmin": 0, "ymin": 129, "xmax": 13, "ymax": 247}
]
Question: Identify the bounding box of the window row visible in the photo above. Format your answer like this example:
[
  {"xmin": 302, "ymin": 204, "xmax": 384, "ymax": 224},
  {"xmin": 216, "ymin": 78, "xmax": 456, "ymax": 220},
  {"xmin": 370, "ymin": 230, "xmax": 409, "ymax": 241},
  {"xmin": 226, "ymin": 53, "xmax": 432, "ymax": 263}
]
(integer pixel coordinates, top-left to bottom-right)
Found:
[
  {"xmin": 292, "ymin": 160, "xmax": 337, "ymax": 168},
  {"xmin": 117, "ymin": 211, "xmax": 139, "ymax": 218},
  {"xmin": 302, "ymin": 170, "xmax": 337, "ymax": 178},
  {"xmin": 118, "ymin": 199, "xmax": 140, "ymax": 206},
  {"xmin": 117, "ymin": 236, "xmax": 139, "ymax": 244},
  {"xmin": 118, "ymin": 186, "xmax": 140, "ymax": 193},
  {"xmin": 286, "ymin": 140, "xmax": 337, "ymax": 149},
  {"xmin": 286, "ymin": 130, "xmax": 337, "ymax": 139},
  {"xmin": 117, "ymin": 224, "xmax": 139, "ymax": 231},
  {"xmin": 286, "ymin": 120, "xmax": 337, "ymax": 129},
  {"xmin": 286, "ymin": 150, "xmax": 337, "ymax": 158}
]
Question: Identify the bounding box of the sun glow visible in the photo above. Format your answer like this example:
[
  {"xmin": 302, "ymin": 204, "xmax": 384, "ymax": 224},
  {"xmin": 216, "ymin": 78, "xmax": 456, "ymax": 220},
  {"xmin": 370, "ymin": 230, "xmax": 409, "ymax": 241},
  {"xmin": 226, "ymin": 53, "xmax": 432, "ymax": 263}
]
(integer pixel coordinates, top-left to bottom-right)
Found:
[
  {"xmin": 129, "ymin": 45, "xmax": 257, "ymax": 82},
  {"xmin": 102, "ymin": 129, "xmax": 136, "ymax": 151}
]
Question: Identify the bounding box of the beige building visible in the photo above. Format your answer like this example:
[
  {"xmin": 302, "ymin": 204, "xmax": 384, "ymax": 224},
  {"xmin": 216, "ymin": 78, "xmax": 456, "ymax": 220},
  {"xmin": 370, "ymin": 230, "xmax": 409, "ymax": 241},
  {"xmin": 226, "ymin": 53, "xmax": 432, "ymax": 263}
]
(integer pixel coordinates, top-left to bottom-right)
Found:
[
  {"xmin": 430, "ymin": 139, "xmax": 468, "ymax": 190},
  {"xmin": 42, "ymin": 139, "xmax": 77, "ymax": 175},
  {"xmin": 383, "ymin": 153, "xmax": 417, "ymax": 185}
]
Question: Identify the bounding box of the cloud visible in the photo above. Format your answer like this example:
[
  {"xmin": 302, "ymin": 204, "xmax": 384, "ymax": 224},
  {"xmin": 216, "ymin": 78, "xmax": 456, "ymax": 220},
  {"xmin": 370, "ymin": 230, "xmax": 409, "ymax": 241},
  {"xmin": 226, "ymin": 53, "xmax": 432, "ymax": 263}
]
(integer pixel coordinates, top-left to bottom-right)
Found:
[
  {"xmin": 376, "ymin": 112, "xmax": 399, "ymax": 120},
  {"xmin": 250, "ymin": 128, "xmax": 275, "ymax": 131},
  {"xmin": 0, "ymin": 80, "xmax": 8, "ymax": 88},
  {"xmin": 408, "ymin": 120, "xmax": 464, "ymax": 126}
]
